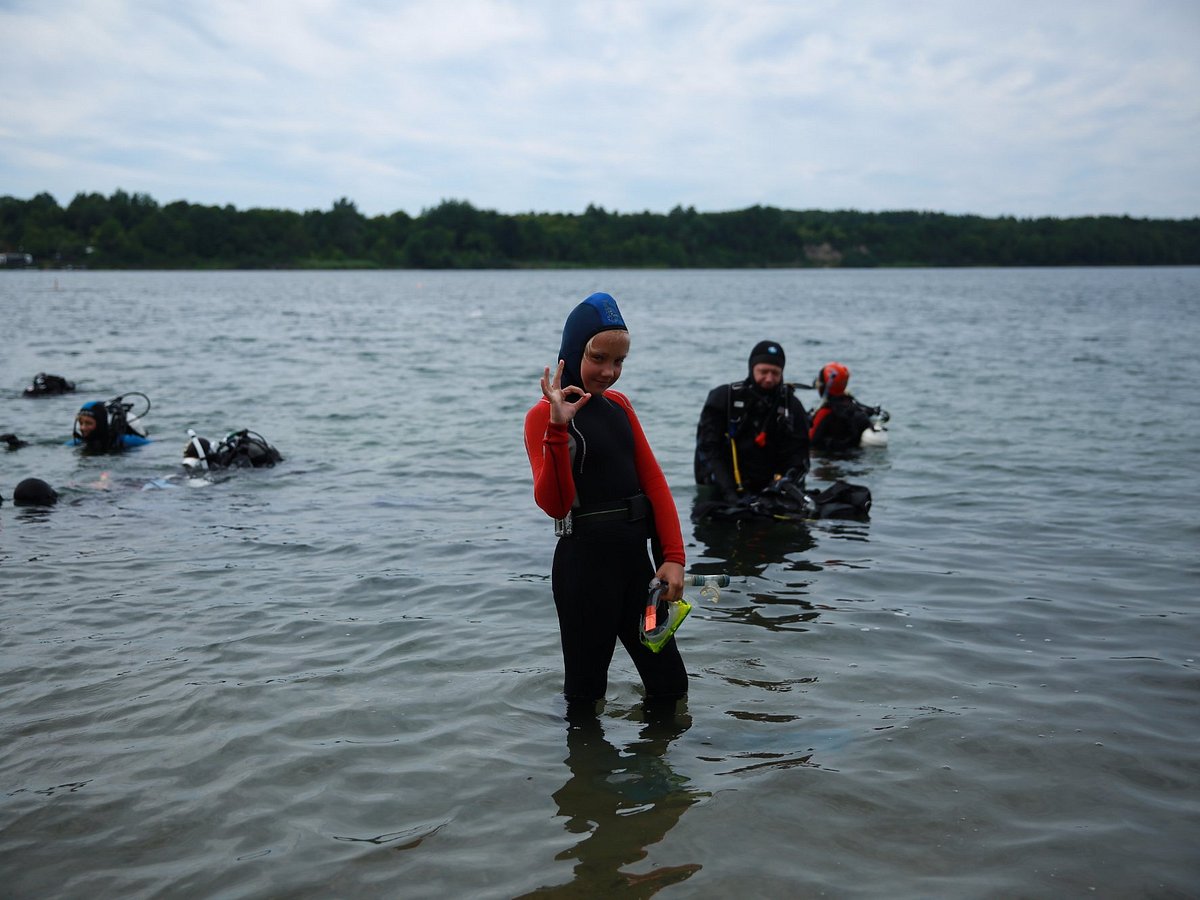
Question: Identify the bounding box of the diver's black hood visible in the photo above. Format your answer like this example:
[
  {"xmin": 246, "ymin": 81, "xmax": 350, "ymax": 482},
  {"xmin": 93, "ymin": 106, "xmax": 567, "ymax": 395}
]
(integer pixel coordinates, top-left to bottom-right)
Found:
[
  {"xmin": 747, "ymin": 340, "xmax": 786, "ymax": 377},
  {"xmin": 13, "ymin": 477, "xmax": 58, "ymax": 507},
  {"xmin": 557, "ymin": 292, "xmax": 627, "ymax": 391},
  {"xmin": 742, "ymin": 340, "xmax": 788, "ymax": 400}
]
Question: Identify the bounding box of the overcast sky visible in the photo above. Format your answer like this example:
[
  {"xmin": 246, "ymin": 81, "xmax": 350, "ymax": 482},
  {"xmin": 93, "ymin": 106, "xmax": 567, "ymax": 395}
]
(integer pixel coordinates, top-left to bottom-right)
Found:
[{"xmin": 3, "ymin": 0, "xmax": 1197, "ymax": 219}]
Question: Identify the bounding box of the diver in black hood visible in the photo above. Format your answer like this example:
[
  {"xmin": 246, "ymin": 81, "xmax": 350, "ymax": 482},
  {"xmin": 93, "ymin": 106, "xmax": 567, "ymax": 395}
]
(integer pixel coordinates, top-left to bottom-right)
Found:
[
  {"xmin": 70, "ymin": 395, "xmax": 152, "ymax": 454},
  {"xmin": 694, "ymin": 340, "xmax": 810, "ymax": 503},
  {"xmin": 12, "ymin": 478, "xmax": 59, "ymax": 507}
]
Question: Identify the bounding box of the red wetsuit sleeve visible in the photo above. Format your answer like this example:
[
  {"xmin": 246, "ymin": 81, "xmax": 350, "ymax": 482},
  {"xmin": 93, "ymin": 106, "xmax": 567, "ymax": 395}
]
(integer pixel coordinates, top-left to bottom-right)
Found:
[
  {"xmin": 524, "ymin": 399, "xmax": 575, "ymax": 518},
  {"xmin": 809, "ymin": 405, "xmax": 830, "ymax": 442},
  {"xmin": 607, "ymin": 392, "xmax": 686, "ymax": 567}
]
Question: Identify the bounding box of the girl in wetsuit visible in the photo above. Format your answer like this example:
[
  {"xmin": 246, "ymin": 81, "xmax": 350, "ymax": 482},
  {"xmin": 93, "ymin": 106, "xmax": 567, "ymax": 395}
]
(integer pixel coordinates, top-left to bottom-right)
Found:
[{"xmin": 524, "ymin": 292, "xmax": 687, "ymax": 709}]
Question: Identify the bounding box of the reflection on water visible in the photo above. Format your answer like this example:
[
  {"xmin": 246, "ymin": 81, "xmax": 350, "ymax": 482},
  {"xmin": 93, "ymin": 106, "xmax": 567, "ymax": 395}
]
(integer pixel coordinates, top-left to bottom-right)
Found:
[
  {"xmin": 520, "ymin": 703, "xmax": 705, "ymax": 897},
  {"xmin": 690, "ymin": 502, "xmax": 817, "ymax": 580},
  {"xmin": 808, "ymin": 448, "xmax": 882, "ymax": 484},
  {"xmin": 690, "ymin": 498, "xmax": 829, "ymax": 633},
  {"xmin": 707, "ymin": 596, "xmax": 825, "ymax": 634}
]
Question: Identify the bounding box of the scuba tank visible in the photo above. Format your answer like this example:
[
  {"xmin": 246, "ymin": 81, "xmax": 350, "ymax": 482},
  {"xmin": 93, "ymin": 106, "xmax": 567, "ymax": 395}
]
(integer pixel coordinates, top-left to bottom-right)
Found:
[
  {"xmin": 860, "ymin": 406, "xmax": 889, "ymax": 448},
  {"xmin": 215, "ymin": 430, "xmax": 283, "ymax": 468},
  {"xmin": 124, "ymin": 412, "xmax": 149, "ymax": 439}
]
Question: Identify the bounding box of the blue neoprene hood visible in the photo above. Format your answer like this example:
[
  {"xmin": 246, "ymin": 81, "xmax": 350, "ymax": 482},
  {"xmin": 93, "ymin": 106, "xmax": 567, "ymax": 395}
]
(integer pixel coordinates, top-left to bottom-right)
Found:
[
  {"xmin": 557, "ymin": 292, "xmax": 627, "ymax": 390},
  {"xmin": 76, "ymin": 400, "xmax": 109, "ymax": 447}
]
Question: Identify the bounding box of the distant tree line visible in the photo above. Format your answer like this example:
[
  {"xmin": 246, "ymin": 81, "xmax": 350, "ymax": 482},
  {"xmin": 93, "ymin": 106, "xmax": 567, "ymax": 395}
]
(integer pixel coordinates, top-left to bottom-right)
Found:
[{"xmin": 1, "ymin": 190, "xmax": 1197, "ymax": 269}]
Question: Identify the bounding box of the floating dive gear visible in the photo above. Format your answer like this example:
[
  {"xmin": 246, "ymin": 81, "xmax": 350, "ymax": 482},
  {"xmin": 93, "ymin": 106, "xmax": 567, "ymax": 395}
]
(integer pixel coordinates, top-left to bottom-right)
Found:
[
  {"xmin": 183, "ymin": 428, "xmax": 282, "ymax": 470},
  {"xmin": 682, "ymin": 574, "xmax": 730, "ymax": 588},
  {"xmin": 693, "ymin": 478, "xmax": 871, "ymax": 522},
  {"xmin": 639, "ymin": 580, "xmax": 692, "ymax": 654},
  {"xmin": 24, "ymin": 373, "xmax": 75, "ymax": 396},
  {"xmin": 682, "ymin": 573, "xmax": 729, "ymax": 603}
]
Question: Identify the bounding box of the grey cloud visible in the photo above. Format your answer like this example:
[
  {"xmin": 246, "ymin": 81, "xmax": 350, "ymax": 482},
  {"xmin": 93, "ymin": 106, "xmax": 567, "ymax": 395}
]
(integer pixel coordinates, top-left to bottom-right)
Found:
[{"xmin": 1, "ymin": 0, "xmax": 1196, "ymax": 217}]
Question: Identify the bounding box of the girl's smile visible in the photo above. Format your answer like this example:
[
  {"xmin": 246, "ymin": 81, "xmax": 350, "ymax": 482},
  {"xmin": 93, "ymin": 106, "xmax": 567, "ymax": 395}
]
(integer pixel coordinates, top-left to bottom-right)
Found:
[{"xmin": 580, "ymin": 330, "xmax": 630, "ymax": 395}]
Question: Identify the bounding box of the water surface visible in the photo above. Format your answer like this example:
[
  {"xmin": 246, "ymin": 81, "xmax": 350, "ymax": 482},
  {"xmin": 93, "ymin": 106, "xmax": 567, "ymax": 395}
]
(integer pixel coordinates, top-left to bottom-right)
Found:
[{"xmin": 2, "ymin": 268, "xmax": 1198, "ymax": 898}]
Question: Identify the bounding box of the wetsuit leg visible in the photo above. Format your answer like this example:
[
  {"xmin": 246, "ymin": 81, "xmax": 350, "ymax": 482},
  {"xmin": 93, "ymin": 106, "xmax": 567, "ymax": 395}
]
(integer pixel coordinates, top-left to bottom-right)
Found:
[
  {"xmin": 619, "ymin": 616, "xmax": 688, "ymax": 702},
  {"xmin": 552, "ymin": 537, "xmax": 629, "ymax": 701},
  {"xmin": 552, "ymin": 537, "xmax": 688, "ymax": 703}
]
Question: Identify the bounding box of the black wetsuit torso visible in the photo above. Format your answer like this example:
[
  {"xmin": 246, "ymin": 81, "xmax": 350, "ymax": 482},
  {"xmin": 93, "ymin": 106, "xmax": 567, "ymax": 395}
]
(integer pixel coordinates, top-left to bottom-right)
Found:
[
  {"xmin": 694, "ymin": 380, "xmax": 810, "ymax": 497},
  {"xmin": 553, "ymin": 395, "xmax": 685, "ymax": 702}
]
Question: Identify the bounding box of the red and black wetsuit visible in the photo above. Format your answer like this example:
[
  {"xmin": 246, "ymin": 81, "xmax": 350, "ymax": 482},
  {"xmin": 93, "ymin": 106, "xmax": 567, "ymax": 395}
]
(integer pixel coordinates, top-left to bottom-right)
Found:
[
  {"xmin": 525, "ymin": 292, "xmax": 687, "ymax": 705},
  {"xmin": 809, "ymin": 395, "xmax": 874, "ymax": 452},
  {"xmin": 525, "ymin": 389, "xmax": 687, "ymax": 703}
]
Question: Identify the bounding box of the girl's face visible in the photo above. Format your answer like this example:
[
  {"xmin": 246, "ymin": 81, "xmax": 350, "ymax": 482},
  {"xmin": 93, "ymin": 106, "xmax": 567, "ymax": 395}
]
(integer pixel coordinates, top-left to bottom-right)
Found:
[{"xmin": 580, "ymin": 330, "xmax": 630, "ymax": 395}]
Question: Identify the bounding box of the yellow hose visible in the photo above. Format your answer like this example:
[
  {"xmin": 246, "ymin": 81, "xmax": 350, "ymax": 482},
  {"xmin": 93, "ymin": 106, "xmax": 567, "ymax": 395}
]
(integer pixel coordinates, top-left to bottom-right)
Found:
[{"xmin": 730, "ymin": 437, "xmax": 744, "ymax": 493}]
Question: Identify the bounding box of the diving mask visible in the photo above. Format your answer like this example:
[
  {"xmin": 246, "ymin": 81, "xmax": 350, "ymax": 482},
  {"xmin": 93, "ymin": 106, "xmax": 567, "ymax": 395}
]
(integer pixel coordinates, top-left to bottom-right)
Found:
[{"xmin": 639, "ymin": 579, "xmax": 693, "ymax": 654}]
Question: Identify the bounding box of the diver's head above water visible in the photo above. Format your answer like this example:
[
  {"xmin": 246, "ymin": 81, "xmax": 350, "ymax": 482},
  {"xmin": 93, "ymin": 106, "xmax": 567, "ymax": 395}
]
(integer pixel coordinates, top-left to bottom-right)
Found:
[
  {"xmin": 557, "ymin": 292, "xmax": 629, "ymax": 395},
  {"xmin": 747, "ymin": 340, "xmax": 786, "ymax": 393},
  {"xmin": 816, "ymin": 362, "xmax": 850, "ymax": 399},
  {"xmin": 13, "ymin": 477, "xmax": 58, "ymax": 507},
  {"xmin": 74, "ymin": 401, "xmax": 110, "ymax": 450}
]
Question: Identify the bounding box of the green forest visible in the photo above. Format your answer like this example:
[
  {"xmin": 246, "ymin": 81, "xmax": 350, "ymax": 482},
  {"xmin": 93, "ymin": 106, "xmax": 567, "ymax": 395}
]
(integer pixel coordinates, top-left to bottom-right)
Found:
[{"xmin": 2, "ymin": 190, "xmax": 1197, "ymax": 269}]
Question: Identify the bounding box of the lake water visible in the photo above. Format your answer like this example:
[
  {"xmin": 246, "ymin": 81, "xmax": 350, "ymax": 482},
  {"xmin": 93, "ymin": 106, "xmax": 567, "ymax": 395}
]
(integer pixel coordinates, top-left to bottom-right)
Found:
[{"xmin": 1, "ymin": 267, "xmax": 1198, "ymax": 898}]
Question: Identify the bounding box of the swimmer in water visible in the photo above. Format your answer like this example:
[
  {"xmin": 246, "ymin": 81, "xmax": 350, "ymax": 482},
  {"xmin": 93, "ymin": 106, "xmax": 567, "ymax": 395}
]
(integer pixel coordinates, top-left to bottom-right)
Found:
[
  {"xmin": 70, "ymin": 395, "xmax": 152, "ymax": 454},
  {"xmin": 11, "ymin": 478, "xmax": 59, "ymax": 507}
]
